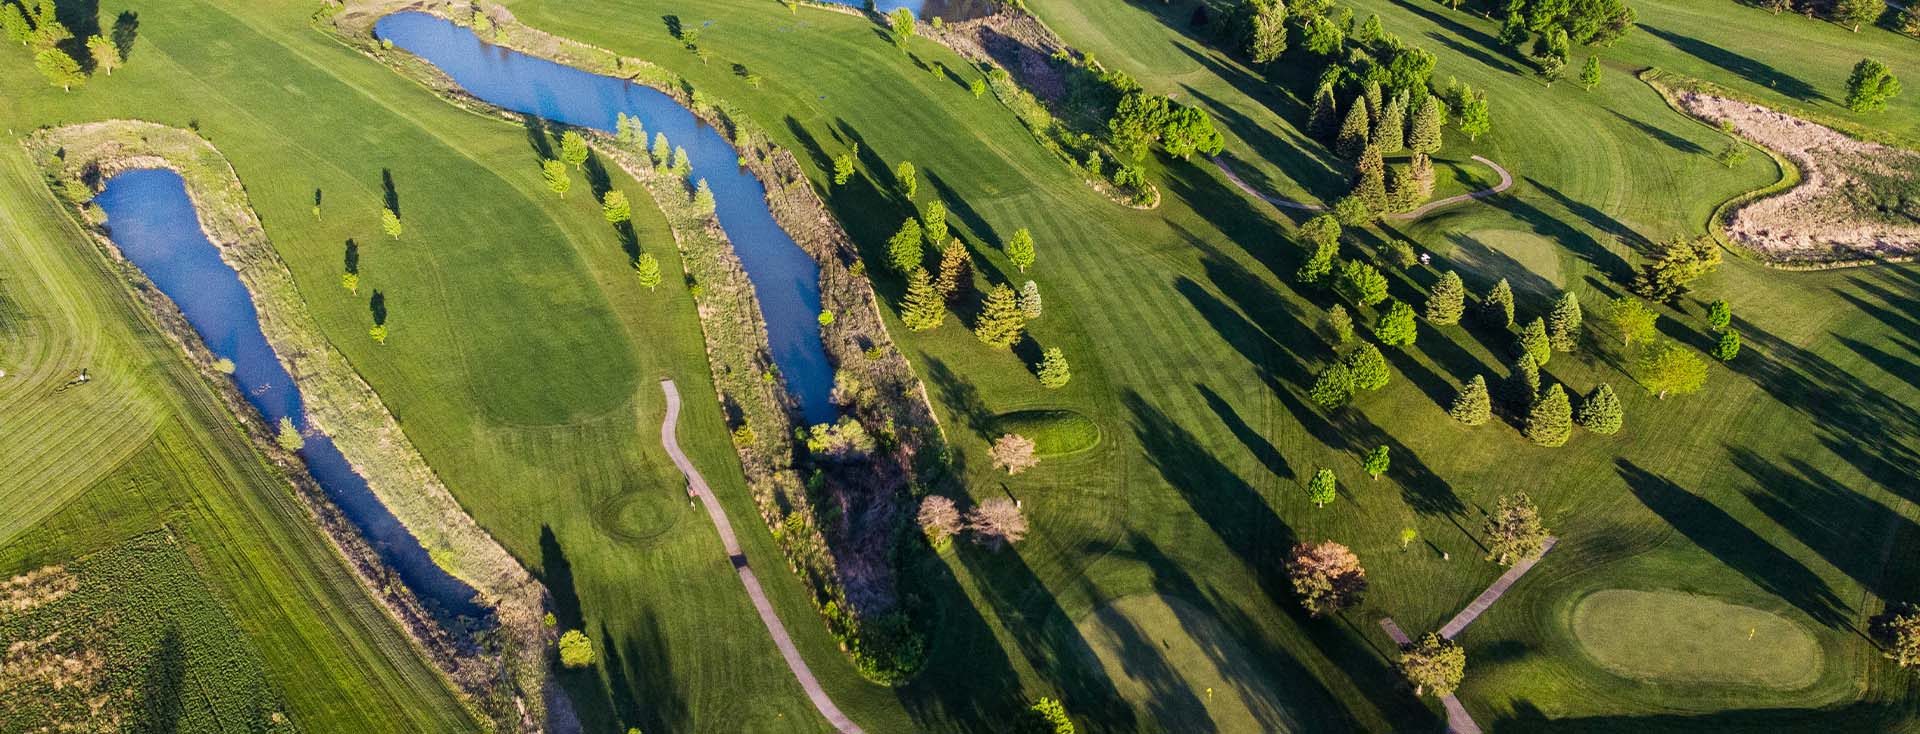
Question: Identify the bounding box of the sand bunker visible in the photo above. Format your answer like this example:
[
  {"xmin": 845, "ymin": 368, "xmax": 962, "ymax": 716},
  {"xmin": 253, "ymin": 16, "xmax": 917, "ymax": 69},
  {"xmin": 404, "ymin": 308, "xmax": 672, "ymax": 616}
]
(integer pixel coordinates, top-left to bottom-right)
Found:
[{"xmin": 1679, "ymin": 92, "xmax": 1920, "ymax": 261}]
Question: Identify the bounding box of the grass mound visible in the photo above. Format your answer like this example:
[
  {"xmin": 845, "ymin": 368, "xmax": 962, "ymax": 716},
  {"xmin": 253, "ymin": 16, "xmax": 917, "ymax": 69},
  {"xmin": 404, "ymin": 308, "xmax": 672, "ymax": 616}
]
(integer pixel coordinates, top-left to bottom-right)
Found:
[
  {"xmin": 1074, "ymin": 595, "xmax": 1299, "ymax": 733},
  {"xmin": 1571, "ymin": 589, "xmax": 1822, "ymax": 690},
  {"xmin": 993, "ymin": 409, "xmax": 1101, "ymax": 456}
]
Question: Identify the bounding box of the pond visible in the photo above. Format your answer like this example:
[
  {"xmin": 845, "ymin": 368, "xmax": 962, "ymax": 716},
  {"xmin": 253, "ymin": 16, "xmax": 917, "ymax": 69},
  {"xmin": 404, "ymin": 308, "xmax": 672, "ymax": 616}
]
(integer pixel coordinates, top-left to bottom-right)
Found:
[
  {"xmin": 375, "ymin": 11, "xmax": 839, "ymax": 425},
  {"xmin": 95, "ymin": 168, "xmax": 489, "ymax": 625},
  {"xmin": 816, "ymin": 0, "xmax": 999, "ymax": 21}
]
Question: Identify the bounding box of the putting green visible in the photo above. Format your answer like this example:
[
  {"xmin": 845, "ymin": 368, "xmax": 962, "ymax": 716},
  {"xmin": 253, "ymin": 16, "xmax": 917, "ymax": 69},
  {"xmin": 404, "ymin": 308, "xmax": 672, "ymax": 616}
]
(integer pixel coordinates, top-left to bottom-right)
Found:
[
  {"xmin": 1449, "ymin": 229, "xmax": 1565, "ymax": 296},
  {"xmin": 1075, "ymin": 595, "xmax": 1299, "ymax": 733},
  {"xmin": 994, "ymin": 409, "xmax": 1101, "ymax": 457},
  {"xmin": 1571, "ymin": 589, "xmax": 1822, "ymax": 690}
]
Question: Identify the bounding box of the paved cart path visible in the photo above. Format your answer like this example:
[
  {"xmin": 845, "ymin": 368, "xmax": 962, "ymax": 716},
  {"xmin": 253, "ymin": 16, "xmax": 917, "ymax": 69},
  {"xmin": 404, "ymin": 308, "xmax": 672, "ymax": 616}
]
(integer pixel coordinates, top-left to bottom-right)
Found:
[
  {"xmin": 1212, "ymin": 154, "xmax": 1513, "ymax": 220},
  {"xmin": 659, "ymin": 380, "xmax": 864, "ymax": 734},
  {"xmin": 1378, "ymin": 619, "xmax": 1482, "ymax": 734}
]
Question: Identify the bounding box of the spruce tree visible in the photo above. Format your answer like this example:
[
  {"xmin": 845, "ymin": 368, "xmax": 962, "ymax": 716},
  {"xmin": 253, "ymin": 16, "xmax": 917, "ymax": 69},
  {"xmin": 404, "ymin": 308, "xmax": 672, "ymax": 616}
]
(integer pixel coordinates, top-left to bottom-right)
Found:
[
  {"xmin": 1483, "ymin": 278, "xmax": 1515, "ymax": 328},
  {"xmin": 1037, "ymin": 347, "xmax": 1071, "ymax": 388},
  {"xmin": 1426, "ymin": 270, "xmax": 1466, "ymax": 325},
  {"xmin": 1450, "ymin": 375, "xmax": 1492, "ymax": 426},
  {"xmin": 1575, "ymin": 383, "xmax": 1623, "ymax": 435},
  {"xmin": 1308, "ymin": 84, "xmax": 1341, "ymax": 140},
  {"xmin": 1715, "ymin": 328, "xmax": 1742, "ymax": 361},
  {"xmin": 1525, "ymin": 383, "xmax": 1573, "ymax": 447},
  {"xmin": 974, "ymin": 284, "xmax": 1026, "ymax": 347},
  {"xmin": 1511, "ymin": 352, "xmax": 1541, "ymax": 404},
  {"xmin": 1336, "ymin": 102, "xmax": 1372, "ymax": 160},
  {"xmin": 888, "ymin": 218, "xmax": 924, "ymax": 273},
  {"xmin": 935, "ymin": 238, "xmax": 971, "ymax": 302},
  {"xmin": 1408, "ymin": 96, "xmax": 1444, "ymax": 155},
  {"xmin": 1346, "ymin": 342, "xmax": 1391, "ymax": 390},
  {"xmin": 652, "ymin": 133, "xmax": 672, "ymax": 168},
  {"xmin": 1374, "ymin": 94, "xmax": 1407, "ymax": 154},
  {"xmin": 1376, "ymin": 300, "xmax": 1419, "ymax": 347},
  {"xmin": 900, "ymin": 268, "xmax": 946, "ymax": 331},
  {"xmin": 1547, "ymin": 292, "xmax": 1583, "ymax": 352},
  {"xmin": 1518, "ymin": 317, "xmax": 1552, "ymax": 366},
  {"xmin": 1353, "ymin": 145, "xmax": 1389, "ymax": 212},
  {"xmin": 1362, "ymin": 80, "xmax": 1384, "ymax": 120}
]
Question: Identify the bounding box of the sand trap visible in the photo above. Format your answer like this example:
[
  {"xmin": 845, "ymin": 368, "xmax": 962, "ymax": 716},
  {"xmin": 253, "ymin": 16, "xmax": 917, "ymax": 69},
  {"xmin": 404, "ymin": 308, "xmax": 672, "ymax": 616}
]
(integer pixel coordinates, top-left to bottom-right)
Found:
[
  {"xmin": 1074, "ymin": 594, "xmax": 1299, "ymax": 733},
  {"xmin": 1572, "ymin": 588, "xmax": 1822, "ymax": 690},
  {"xmin": 1678, "ymin": 92, "xmax": 1920, "ymax": 260}
]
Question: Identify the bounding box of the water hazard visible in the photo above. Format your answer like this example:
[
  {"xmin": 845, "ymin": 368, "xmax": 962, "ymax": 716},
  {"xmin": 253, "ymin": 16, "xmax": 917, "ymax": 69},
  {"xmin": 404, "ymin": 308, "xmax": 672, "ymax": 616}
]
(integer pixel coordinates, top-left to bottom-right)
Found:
[
  {"xmin": 375, "ymin": 11, "xmax": 839, "ymax": 424},
  {"xmin": 95, "ymin": 168, "xmax": 489, "ymax": 623}
]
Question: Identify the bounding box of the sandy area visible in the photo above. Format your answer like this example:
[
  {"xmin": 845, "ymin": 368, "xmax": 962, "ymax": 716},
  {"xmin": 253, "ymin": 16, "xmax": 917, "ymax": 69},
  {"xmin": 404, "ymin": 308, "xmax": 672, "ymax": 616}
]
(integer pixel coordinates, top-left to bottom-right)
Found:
[{"xmin": 1679, "ymin": 92, "xmax": 1920, "ymax": 261}]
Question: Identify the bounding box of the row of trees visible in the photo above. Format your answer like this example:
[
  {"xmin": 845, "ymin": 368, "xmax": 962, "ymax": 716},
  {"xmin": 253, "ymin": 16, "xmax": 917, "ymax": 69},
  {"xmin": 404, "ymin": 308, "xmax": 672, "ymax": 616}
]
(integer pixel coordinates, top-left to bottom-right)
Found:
[
  {"xmin": 3, "ymin": 0, "xmax": 127, "ymax": 91},
  {"xmin": 917, "ymin": 493, "xmax": 1028, "ymax": 550},
  {"xmin": 1493, "ymin": 0, "xmax": 1637, "ymax": 80}
]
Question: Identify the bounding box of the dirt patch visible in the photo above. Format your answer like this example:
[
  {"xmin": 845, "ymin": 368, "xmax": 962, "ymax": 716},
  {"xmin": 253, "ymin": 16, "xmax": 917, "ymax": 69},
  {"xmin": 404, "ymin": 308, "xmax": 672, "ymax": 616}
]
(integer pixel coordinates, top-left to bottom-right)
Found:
[{"xmin": 1678, "ymin": 92, "xmax": 1920, "ymax": 261}]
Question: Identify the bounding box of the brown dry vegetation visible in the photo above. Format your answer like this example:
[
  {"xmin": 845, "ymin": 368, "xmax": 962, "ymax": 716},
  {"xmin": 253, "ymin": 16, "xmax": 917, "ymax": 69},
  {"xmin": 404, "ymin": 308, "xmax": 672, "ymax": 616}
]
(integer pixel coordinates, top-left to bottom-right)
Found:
[{"xmin": 1679, "ymin": 91, "xmax": 1920, "ymax": 260}]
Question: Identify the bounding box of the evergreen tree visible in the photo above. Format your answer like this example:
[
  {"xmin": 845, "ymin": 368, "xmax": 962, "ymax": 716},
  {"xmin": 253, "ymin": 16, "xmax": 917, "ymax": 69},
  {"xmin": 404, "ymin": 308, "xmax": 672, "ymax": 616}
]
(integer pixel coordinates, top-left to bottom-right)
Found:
[
  {"xmin": 1706, "ymin": 299, "xmax": 1732, "ymax": 331},
  {"xmin": 35, "ymin": 49, "xmax": 85, "ymax": 92},
  {"xmin": 1337, "ymin": 260, "xmax": 1390, "ymax": 306},
  {"xmin": 1407, "ymin": 96, "xmax": 1444, "ymax": 155},
  {"xmin": 1498, "ymin": 12, "xmax": 1530, "ymax": 47},
  {"xmin": 602, "ymin": 190, "xmax": 632, "ymax": 223},
  {"xmin": 900, "ymin": 268, "xmax": 946, "ymax": 331},
  {"xmin": 1006, "ymin": 227, "xmax": 1036, "ymax": 272},
  {"xmin": 1547, "ymin": 292, "xmax": 1583, "ymax": 352},
  {"xmin": 671, "ymin": 146, "xmax": 692, "ymax": 177},
  {"xmin": 1363, "ymin": 445, "xmax": 1390, "ymax": 479},
  {"xmin": 1356, "ymin": 13, "xmax": 1383, "ymax": 45},
  {"xmin": 1483, "ymin": 278, "xmax": 1515, "ymax": 328},
  {"xmin": 1518, "ymin": 317, "xmax": 1552, "ymax": 366},
  {"xmin": 1347, "ymin": 342, "xmax": 1391, "ymax": 390},
  {"xmin": 1426, "ymin": 270, "xmax": 1466, "ymax": 325},
  {"xmin": 1375, "ymin": 300, "xmax": 1419, "ymax": 346},
  {"xmin": 652, "ymin": 132, "xmax": 672, "ymax": 168},
  {"xmin": 1715, "ymin": 328, "xmax": 1742, "ymax": 361},
  {"xmin": 1575, "ymin": 383, "xmax": 1623, "ymax": 435},
  {"xmin": 560, "ymin": 131, "xmax": 589, "ymax": 169},
  {"xmin": 1485, "ymin": 493, "xmax": 1549, "ymax": 565},
  {"xmin": 1324, "ymin": 304, "xmax": 1355, "ymax": 345},
  {"xmin": 896, "ymin": 160, "xmax": 917, "ymax": 200},
  {"xmin": 1310, "ymin": 363, "xmax": 1356, "ymax": 408},
  {"xmin": 888, "ymin": 218, "xmax": 924, "ymax": 273},
  {"xmin": 1352, "ymin": 145, "xmax": 1389, "ymax": 212},
  {"xmin": 1633, "ymin": 236, "xmax": 1721, "ymax": 302},
  {"xmin": 1374, "ymin": 93, "xmax": 1407, "ymax": 154},
  {"xmin": 1362, "ymin": 80, "xmax": 1385, "ymax": 120},
  {"xmin": 615, "ymin": 112, "xmax": 643, "ymax": 146},
  {"xmin": 1307, "ymin": 468, "xmax": 1338, "ymax": 507},
  {"xmin": 974, "ymin": 284, "xmax": 1026, "ymax": 347},
  {"xmin": 1580, "ymin": 56, "xmax": 1601, "ymax": 90},
  {"xmin": 1525, "ymin": 383, "xmax": 1573, "ymax": 447},
  {"xmin": 543, "ymin": 159, "xmax": 570, "ymax": 197},
  {"xmin": 692, "ymin": 179, "xmax": 715, "ymax": 213},
  {"xmin": 1335, "ymin": 102, "xmax": 1372, "ymax": 160},
  {"xmin": 922, "ymin": 199, "xmax": 949, "ymax": 248},
  {"xmin": 1450, "ymin": 375, "xmax": 1492, "ymax": 426},
  {"xmin": 935, "ymin": 238, "xmax": 971, "ymax": 301},
  {"xmin": 0, "ymin": 4, "xmax": 30, "ymax": 45},
  {"xmin": 1019, "ymin": 280, "xmax": 1042, "ymax": 318},
  {"xmin": 1037, "ymin": 347, "xmax": 1072, "ymax": 388},
  {"xmin": 634, "ymin": 253, "xmax": 663, "ymax": 292},
  {"xmin": 1308, "ymin": 84, "xmax": 1341, "ymax": 140},
  {"xmin": 833, "ymin": 152, "xmax": 855, "ymax": 185}
]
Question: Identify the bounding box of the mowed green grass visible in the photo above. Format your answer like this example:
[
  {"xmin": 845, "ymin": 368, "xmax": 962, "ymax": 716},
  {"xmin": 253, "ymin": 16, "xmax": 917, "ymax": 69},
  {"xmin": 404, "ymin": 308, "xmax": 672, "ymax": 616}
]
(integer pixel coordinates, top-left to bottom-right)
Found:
[
  {"xmin": 0, "ymin": 140, "xmax": 473, "ymax": 731},
  {"xmin": 1570, "ymin": 588, "xmax": 1822, "ymax": 690},
  {"xmin": 1072, "ymin": 594, "xmax": 1301, "ymax": 733},
  {"xmin": 995, "ymin": 409, "xmax": 1102, "ymax": 456},
  {"xmin": 504, "ymin": 0, "xmax": 1920, "ymax": 731}
]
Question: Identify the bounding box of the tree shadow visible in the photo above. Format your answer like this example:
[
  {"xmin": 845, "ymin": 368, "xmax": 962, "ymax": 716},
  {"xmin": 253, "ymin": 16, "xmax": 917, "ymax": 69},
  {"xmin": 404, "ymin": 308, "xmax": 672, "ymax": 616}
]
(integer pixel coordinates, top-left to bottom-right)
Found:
[
  {"xmin": 583, "ymin": 149, "xmax": 614, "ymax": 200},
  {"xmin": 606, "ymin": 614, "xmax": 689, "ymax": 734},
  {"xmin": 1499, "ymin": 698, "xmax": 1908, "ymax": 732},
  {"xmin": 369, "ymin": 289, "xmax": 388, "ymax": 326},
  {"xmin": 132, "ymin": 626, "xmax": 186, "ymax": 734},
  {"xmin": 1728, "ymin": 447, "xmax": 1916, "ymax": 603},
  {"xmin": 1639, "ymin": 25, "xmax": 1825, "ymax": 103},
  {"xmin": 1395, "ymin": 0, "xmax": 1527, "ymax": 73},
  {"xmin": 1615, "ymin": 459, "xmax": 1851, "ymax": 628},
  {"xmin": 381, "ymin": 168, "xmax": 400, "ymax": 217},
  {"xmin": 343, "ymin": 239, "xmax": 359, "ymax": 274},
  {"xmin": 1197, "ymin": 383, "xmax": 1294, "ymax": 481},
  {"xmin": 525, "ymin": 115, "xmax": 555, "ymax": 160},
  {"xmin": 111, "ymin": 10, "xmax": 138, "ymax": 60},
  {"xmin": 538, "ymin": 525, "xmax": 584, "ymax": 630}
]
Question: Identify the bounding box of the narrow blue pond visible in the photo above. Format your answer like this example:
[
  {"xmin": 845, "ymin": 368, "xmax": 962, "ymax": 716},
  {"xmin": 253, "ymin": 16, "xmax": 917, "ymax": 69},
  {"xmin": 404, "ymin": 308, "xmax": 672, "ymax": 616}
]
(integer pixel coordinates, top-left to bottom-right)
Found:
[
  {"xmin": 96, "ymin": 168, "xmax": 489, "ymax": 624},
  {"xmin": 376, "ymin": 11, "xmax": 838, "ymax": 424},
  {"xmin": 816, "ymin": 0, "xmax": 997, "ymax": 20}
]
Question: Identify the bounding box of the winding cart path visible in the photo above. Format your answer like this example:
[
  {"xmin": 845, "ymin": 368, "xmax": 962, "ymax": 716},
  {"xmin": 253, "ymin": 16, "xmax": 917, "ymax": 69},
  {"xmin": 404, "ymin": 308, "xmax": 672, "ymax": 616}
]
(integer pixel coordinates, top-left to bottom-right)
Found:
[
  {"xmin": 1211, "ymin": 154, "xmax": 1514, "ymax": 220},
  {"xmin": 658, "ymin": 380, "xmax": 865, "ymax": 734}
]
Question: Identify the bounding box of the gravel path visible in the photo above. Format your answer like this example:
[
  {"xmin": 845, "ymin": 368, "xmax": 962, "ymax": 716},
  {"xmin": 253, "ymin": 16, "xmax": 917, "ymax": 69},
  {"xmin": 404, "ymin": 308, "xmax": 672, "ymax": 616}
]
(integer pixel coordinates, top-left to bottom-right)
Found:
[
  {"xmin": 1211, "ymin": 154, "xmax": 1513, "ymax": 220},
  {"xmin": 658, "ymin": 380, "xmax": 865, "ymax": 734}
]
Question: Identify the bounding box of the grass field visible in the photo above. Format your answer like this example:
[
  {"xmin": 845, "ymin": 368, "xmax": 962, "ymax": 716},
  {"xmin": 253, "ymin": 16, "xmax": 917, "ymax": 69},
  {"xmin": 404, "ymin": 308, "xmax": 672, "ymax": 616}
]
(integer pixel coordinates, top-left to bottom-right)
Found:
[
  {"xmin": 6, "ymin": 0, "xmax": 1919, "ymax": 732},
  {"xmin": 1570, "ymin": 588, "xmax": 1822, "ymax": 690}
]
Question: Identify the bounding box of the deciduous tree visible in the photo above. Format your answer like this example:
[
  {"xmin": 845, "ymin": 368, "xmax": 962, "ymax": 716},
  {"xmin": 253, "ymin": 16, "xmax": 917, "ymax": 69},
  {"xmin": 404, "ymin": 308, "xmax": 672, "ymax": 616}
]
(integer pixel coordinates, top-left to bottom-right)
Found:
[
  {"xmin": 1580, "ymin": 55, "xmax": 1601, "ymax": 90},
  {"xmin": 1832, "ymin": 0, "xmax": 1883, "ymax": 32},
  {"xmin": 1845, "ymin": 58, "xmax": 1901, "ymax": 111},
  {"xmin": 1457, "ymin": 88, "xmax": 1491, "ymax": 141},
  {"xmin": 1608, "ymin": 296, "xmax": 1658, "ymax": 346},
  {"xmin": 1375, "ymin": 300, "xmax": 1419, "ymax": 346},
  {"xmin": 635, "ymin": 253, "xmax": 663, "ymax": 292},
  {"xmin": 602, "ymin": 190, "xmax": 631, "ymax": 223},
  {"xmin": 560, "ymin": 130, "xmax": 589, "ymax": 169},
  {"xmin": 1638, "ymin": 340, "xmax": 1707, "ymax": 398},
  {"xmin": 88, "ymin": 35, "xmax": 119, "ymax": 75},
  {"xmin": 1706, "ymin": 299, "xmax": 1732, "ymax": 331},
  {"xmin": 381, "ymin": 207, "xmax": 404, "ymax": 238},
  {"xmin": 1363, "ymin": 445, "xmax": 1390, "ymax": 479},
  {"xmin": 968, "ymin": 497, "xmax": 1028, "ymax": 548},
  {"xmin": 35, "ymin": 49, "xmax": 84, "ymax": 91},
  {"xmin": 1884, "ymin": 611, "xmax": 1920, "ymax": 668},
  {"xmin": 559, "ymin": 630, "xmax": 595, "ymax": 668},
  {"xmin": 1006, "ymin": 227, "xmax": 1036, "ymax": 272},
  {"xmin": 1632, "ymin": 236, "xmax": 1721, "ymax": 302},
  {"xmin": 1485, "ymin": 492, "xmax": 1549, "ymax": 565},
  {"xmin": 1337, "ymin": 260, "xmax": 1390, "ymax": 306},
  {"xmin": 895, "ymin": 160, "xmax": 917, "ymax": 200},
  {"xmin": 1307, "ymin": 468, "xmax": 1338, "ymax": 508},
  {"xmin": 542, "ymin": 159, "xmax": 570, "ymax": 198},
  {"xmin": 889, "ymin": 7, "xmax": 915, "ymax": 49},
  {"xmin": 1160, "ymin": 105, "xmax": 1226, "ymax": 159},
  {"xmin": 276, "ymin": 417, "xmax": 305, "ymax": 452},
  {"xmin": 1400, "ymin": 633, "xmax": 1466, "ymax": 697},
  {"xmin": 1311, "ymin": 363, "xmax": 1356, "ymax": 408},
  {"xmin": 1324, "ymin": 304, "xmax": 1355, "ymax": 344},
  {"xmin": 1287, "ymin": 541, "xmax": 1368, "ymax": 614},
  {"xmin": 922, "ymin": 200, "xmax": 949, "ymax": 248},
  {"xmin": 1026, "ymin": 697, "xmax": 1077, "ymax": 734},
  {"xmin": 918, "ymin": 495, "xmax": 962, "ymax": 550},
  {"xmin": 1347, "ymin": 342, "xmax": 1391, "ymax": 390}
]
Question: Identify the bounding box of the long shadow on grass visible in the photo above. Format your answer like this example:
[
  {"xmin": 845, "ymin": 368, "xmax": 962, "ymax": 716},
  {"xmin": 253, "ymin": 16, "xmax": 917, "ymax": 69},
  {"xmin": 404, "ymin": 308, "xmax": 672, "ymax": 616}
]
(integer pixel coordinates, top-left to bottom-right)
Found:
[
  {"xmin": 1615, "ymin": 459, "xmax": 1851, "ymax": 628},
  {"xmin": 1498, "ymin": 699, "xmax": 1910, "ymax": 732},
  {"xmin": 890, "ymin": 538, "xmax": 1025, "ymax": 732},
  {"xmin": 1730, "ymin": 447, "xmax": 1916, "ymax": 603},
  {"xmin": 1127, "ymin": 391, "xmax": 1439, "ymax": 729},
  {"xmin": 1393, "ymin": 0, "xmax": 1528, "ymax": 73},
  {"xmin": 1639, "ymin": 25, "xmax": 1824, "ymax": 103},
  {"xmin": 132, "ymin": 626, "xmax": 186, "ymax": 734}
]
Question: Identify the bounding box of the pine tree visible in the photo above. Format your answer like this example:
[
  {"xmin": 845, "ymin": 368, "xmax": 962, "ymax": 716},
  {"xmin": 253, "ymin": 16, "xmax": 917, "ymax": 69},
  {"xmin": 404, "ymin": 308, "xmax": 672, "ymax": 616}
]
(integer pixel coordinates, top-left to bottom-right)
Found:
[
  {"xmin": 1706, "ymin": 299, "xmax": 1732, "ymax": 331},
  {"xmin": 974, "ymin": 284, "xmax": 1026, "ymax": 347},
  {"xmin": 1324, "ymin": 304, "xmax": 1355, "ymax": 345},
  {"xmin": 1019, "ymin": 280, "xmax": 1042, "ymax": 318},
  {"xmin": 1407, "ymin": 96, "xmax": 1444, "ymax": 155},
  {"xmin": 1518, "ymin": 317, "xmax": 1552, "ymax": 366},
  {"xmin": 1336, "ymin": 102, "xmax": 1372, "ymax": 160},
  {"xmin": 671, "ymin": 146, "xmax": 692, "ymax": 177},
  {"xmin": 1006, "ymin": 227, "xmax": 1036, "ymax": 272},
  {"xmin": 1511, "ymin": 352, "xmax": 1542, "ymax": 405},
  {"xmin": 1347, "ymin": 342, "xmax": 1391, "ymax": 390},
  {"xmin": 922, "ymin": 199, "xmax": 948, "ymax": 248},
  {"xmin": 1715, "ymin": 328, "xmax": 1742, "ymax": 361},
  {"xmin": 888, "ymin": 218, "xmax": 924, "ymax": 273},
  {"xmin": 1525, "ymin": 383, "xmax": 1573, "ymax": 447},
  {"xmin": 1307, "ymin": 468, "xmax": 1338, "ymax": 507},
  {"xmin": 1352, "ymin": 145, "xmax": 1389, "ymax": 212},
  {"xmin": 1483, "ymin": 278, "xmax": 1514, "ymax": 328},
  {"xmin": 1362, "ymin": 80, "xmax": 1384, "ymax": 120},
  {"xmin": 1375, "ymin": 300, "xmax": 1419, "ymax": 346},
  {"xmin": 935, "ymin": 238, "xmax": 972, "ymax": 301},
  {"xmin": 1308, "ymin": 84, "xmax": 1341, "ymax": 140},
  {"xmin": 1547, "ymin": 292, "xmax": 1583, "ymax": 352},
  {"xmin": 1576, "ymin": 383, "xmax": 1623, "ymax": 435},
  {"xmin": 634, "ymin": 253, "xmax": 663, "ymax": 291},
  {"xmin": 900, "ymin": 268, "xmax": 946, "ymax": 331},
  {"xmin": 0, "ymin": 5, "xmax": 31, "ymax": 45},
  {"xmin": 1426, "ymin": 270, "xmax": 1466, "ymax": 325},
  {"xmin": 1374, "ymin": 94, "xmax": 1407, "ymax": 154},
  {"xmin": 1037, "ymin": 347, "xmax": 1071, "ymax": 388},
  {"xmin": 651, "ymin": 133, "xmax": 672, "ymax": 168},
  {"xmin": 1450, "ymin": 375, "xmax": 1492, "ymax": 426},
  {"xmin": 615, "ymin": 112, "xmax": 643, "ymax": 146}
]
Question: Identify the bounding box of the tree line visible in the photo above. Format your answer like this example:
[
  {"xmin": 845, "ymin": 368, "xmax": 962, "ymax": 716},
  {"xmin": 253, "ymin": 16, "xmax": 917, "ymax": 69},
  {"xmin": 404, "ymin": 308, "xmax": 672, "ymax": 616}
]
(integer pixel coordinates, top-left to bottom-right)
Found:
[{"xmin": 2, "ymin": 0, "xmax": 134, "ymax": 91}]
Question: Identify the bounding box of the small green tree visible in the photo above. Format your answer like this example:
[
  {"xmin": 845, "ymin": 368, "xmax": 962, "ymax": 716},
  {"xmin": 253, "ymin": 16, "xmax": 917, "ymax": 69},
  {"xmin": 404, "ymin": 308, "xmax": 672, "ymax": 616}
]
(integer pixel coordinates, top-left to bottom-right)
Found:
[
  {"xmin": 36, "ymin": 49, "xmax": 85, "ymax": 92},
  {"xmin": 542, "ymin": 159, "xmax": 570, "ymax": 198},
  {"xmin": 1027, "ymin": 697, "xmax": 1077, "ymax": 734},
  {"xmin": 1457, "ymin": 88, "xmax": 1491, "ymax": 141},
  {"xmin": 1400, "ymin": 633, "xmax": 1466, "ymax": 697},
  {"xmin": 1483, "ymin": 278, "xmax": 1515, "ymax": 328},
  {"xmin": 1845, "ymin": 58, "xmax": 1901, "ymax": 111},
  {"xmin": 368, "ymin": 323, "xmax": 389, "ymax": 344},
  {"xmin": 1638, "ymin": 340, "xmax": 1707, "ymax": 398},
  {"xmin": 922, "ymin": 200, "xmax": 949, "ymax": 248},
  {"xmin": 381, "ymin": 207, "xmax": 403, "ymax": 238},
  {"xmin": 833, "ymin": 152, "xmax": 855, "ymax": 185},
  {"xmin": 895, "ymin": 160, "xmax": 917, "ymax": 200},
  {"xmin": 900, "ymin": 268, "xmax": 946, "ymax": 331},
  {"xmin": 276, "ymin": 417, "xmax": 305, "ymax": 452},
  {"xmin": 1336, "ymin": 260, "xmax": 1389, "ymax": 307},
  {"xmin": 1426, "ymin": 271, "xmax": 1466, "ymax": 326},
  {"xmin": 1485, "ymin": 493, "xmax": 1549, "ymax": 565},
  {"xmin": 889, "ymin": 7, "xmax": 915, "ymax": 50},
  {"xmin": 1347, "ymin": 342, "xmax": 1391, "ymax": 391},
  {"xmin": 888, "ymin": 218, "xmax": 924, "ymax": 273},
  {"xmin": 651, "ymin": 132, "xmax": 672, "ymax": 168},
  {"xmin": 1310, "ymin": 363, "xmax": 1356, "ymax": 408},
  {"xmin": 974, "ymin": 284, "xmax": 1026, "ymax": 347},
  {"xmin": 1307, "ymin": 468, "xmax": 1338, "ymax": 508},
  {"xmin": 1608, "ymin": 296, "xmax": 1658, "ymax": 347},
  {"xmin": 1518, "ymin": 317, "xmax": 1552, "ymax": 366},
  {"xmin": 1363, "ymin": 445, "xmax": 1390, "ymax": 479},
  {"xmin": 1832, "ymin": 0, "xmax": 1884, "ymax": 32},
  {"xmin": 671, "ymin": 147, "xmax": 692, "ymax": 177},
  {"xmin": 1547, "ymin": 292, "xmax": 1583, "ymax": 352},
  {"xmin": 560, "ymin": 131, "xmax": 589, "ymax": 169},
  {"xmin": 88, "ymin": 34, "xmax": 119, "ymax": 75},
  {"xmin": 1006, "ymin": 227, "xmax": 1037, "ymax": 273},
  {"xmin": 692, "ymin": 179, "xmax": 715, "ymax": 213},
  {"xmin": 1037, "ymin": 347, "xmax": 1072, "ymax": 388},
  {"xmin": 558, "ymin": 630, "xmax": 596, "ymax": 668},
  {"xmin": 1399, "ymin": 527, "xmax": 1419, "ymax": 549},
  {"xmin": 1375, "ymin": 300, "xmax": 1419, "ymax": 346},
  {"xmin": 635, "ymin": 253, "xmax": 663, "ymax": 292},
  {"xmin": 1579, "ymin": 55, "xmax": 1601, "ymax": 90},
  {"xmin": 1324, "ymin": 304, "xmax": 1355, "ymax": 345},
  {"xmin": 341, "ymin": 272, "xmax": 359, "ymax": 294},
  {"xmin": 1525, "ymin": 383, "xmax": 1573, "ymax": 447},
  {"xmin": 1714, "ymin": 328, "xmax": 1742, "ymax": 362},
  {"xmin": 1450, "ymin": 375, "xmax": 1492, "ymax": 426},
  {"xmin": 615, "ymin": 112, "xmax": 643, "ymax": 145},
  {"xmin": 602, "ymin": 190, "xmax": 631, "ymax": 223},
  {"xmin": 1576, "ymin": 383, "xmax": 1623, "ymax": 435},
  {"xmin": 1706, "ymin": 299, "xmax": 1732, "ymax": 331}
]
